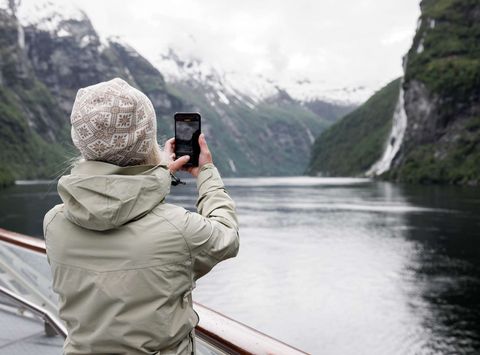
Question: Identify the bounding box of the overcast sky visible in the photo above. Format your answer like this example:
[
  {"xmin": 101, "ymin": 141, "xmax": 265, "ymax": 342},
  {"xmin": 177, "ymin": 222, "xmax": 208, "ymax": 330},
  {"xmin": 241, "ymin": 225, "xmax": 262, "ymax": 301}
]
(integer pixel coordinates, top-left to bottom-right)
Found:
[{"xmin": 69, "ymin": 0, "xmax": 420, "ymax": 101}]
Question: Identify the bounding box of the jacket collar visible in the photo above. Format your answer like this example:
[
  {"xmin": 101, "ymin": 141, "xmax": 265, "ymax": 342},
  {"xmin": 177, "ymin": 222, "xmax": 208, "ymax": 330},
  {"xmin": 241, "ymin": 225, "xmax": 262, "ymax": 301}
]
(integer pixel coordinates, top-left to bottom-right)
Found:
[{"xmin": 71, "ymin": 160, "xmax": 169, "ymax": 176}]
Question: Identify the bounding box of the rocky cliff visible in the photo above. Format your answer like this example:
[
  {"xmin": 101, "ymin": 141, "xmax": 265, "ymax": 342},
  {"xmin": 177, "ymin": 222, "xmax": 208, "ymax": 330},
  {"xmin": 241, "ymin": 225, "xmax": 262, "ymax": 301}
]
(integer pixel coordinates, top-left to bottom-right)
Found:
[
  {"xmin": 386, "ymin": 0, "xmax": 480, "ymax": 184},
  {"xmin": 0, "ymin": 0, "xmax": 68, "ymax": 186},
  {"xmin": 19, "ymin": 3, "xmax": 182, "ymax": 136},
  {"xmin": 309, "ymin": 0, "xmax": 480, "ymax": 185},
  {"xmin": 0, "ymin": 0, "xmax": 182, "ymax": 186}
]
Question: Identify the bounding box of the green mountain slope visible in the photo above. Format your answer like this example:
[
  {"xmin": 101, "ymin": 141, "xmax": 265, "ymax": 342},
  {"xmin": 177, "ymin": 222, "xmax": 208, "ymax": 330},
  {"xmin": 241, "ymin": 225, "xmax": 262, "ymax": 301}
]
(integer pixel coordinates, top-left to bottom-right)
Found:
[
  {"xmin": 0, "ymin": 7, "xmax": 71, "ymax": 187},
  {"xmin": 0, "ymin": 84, "xmax": 71, "ymax": 180},
  {"xmin": 307, "ymin": 78, "xmax": 401, "ymax": 176},
  {"xmin": 308, "ymin": 0, "xmax": 480, "ymax": 185},
  {"xmin": 386, "ymin": 0, "xmax": 480, "ymax": 184}
]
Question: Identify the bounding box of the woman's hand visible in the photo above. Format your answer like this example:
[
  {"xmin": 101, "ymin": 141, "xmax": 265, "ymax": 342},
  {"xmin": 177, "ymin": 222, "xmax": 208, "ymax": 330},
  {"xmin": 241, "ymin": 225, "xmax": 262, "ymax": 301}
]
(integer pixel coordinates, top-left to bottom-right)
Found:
[
  {"xmin": 164, "ymin": 134, "xmax": 213, "ymax": 177},
  {"xmin": 164, "ymin": 137, "xmax": 190, "ymax": 174},
  {"xmin": 185, "ymin": 133, "xmax": 213, "ymax": 177},
  {"xmin": 164, "ymin": 137, "xmax": 176, "ymax": 162}
]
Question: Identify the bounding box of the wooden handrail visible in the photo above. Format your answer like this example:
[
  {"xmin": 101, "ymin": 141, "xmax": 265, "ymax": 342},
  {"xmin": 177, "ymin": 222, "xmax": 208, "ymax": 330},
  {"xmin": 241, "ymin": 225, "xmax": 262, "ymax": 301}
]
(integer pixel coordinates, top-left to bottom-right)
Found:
[
  {"xmin": 0, "ymin": 227, "xmax": 307, "ymax": 355},
  {"xmin": 0, "ymin": 228, "xmax": 46, "ymax": 253}
]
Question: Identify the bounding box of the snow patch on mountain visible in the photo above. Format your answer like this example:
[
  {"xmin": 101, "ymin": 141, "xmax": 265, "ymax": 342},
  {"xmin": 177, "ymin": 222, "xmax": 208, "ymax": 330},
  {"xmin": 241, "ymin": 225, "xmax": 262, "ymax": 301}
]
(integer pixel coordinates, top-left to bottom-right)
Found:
[
  {"xmin": 0, "ymin": 0, "xmax": 15, "ymax": 14},
  {"xmin": 155, "ymin": 49, "xmax": 266, "ymax": 107},
  {"xmin": 17, "ymin": 0, "xmax": 86, "ymax": 32},
  {"xmin": 108, "ymin": 36, "xmax": 141, "ymax": 57},
  {"xmin": 16, "ymin": 0, "xmax": 111, "ymax": 51},
  {"xmin": 155, "ymin": 49, "xmax": 289, "ymax": 107},
  {"xmin": 289, "ymin": 82, "xmax": 371, "ymax": 105}
]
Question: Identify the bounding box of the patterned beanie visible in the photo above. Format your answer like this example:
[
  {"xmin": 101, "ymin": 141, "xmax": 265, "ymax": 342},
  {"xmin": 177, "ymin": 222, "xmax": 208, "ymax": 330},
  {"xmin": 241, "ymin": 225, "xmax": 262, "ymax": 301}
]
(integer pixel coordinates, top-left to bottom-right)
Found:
[{"xmin": 70, "ymin": 78, "xmax": 157, "ymax": 166}]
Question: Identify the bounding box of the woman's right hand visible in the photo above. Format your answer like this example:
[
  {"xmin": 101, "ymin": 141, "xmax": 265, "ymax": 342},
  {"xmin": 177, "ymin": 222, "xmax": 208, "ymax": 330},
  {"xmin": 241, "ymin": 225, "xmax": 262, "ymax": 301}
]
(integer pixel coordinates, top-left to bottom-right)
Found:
[{"xmin": 184, "ymin": 133, "xmax": 213, "ymax": 177}]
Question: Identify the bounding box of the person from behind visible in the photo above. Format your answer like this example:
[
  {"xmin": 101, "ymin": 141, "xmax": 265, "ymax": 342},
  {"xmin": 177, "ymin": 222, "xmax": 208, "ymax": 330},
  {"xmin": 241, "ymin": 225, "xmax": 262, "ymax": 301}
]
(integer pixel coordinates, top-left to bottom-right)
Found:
[{"xmin": 43, "ymin": 77, "xmax": 239, "ymax": 354}]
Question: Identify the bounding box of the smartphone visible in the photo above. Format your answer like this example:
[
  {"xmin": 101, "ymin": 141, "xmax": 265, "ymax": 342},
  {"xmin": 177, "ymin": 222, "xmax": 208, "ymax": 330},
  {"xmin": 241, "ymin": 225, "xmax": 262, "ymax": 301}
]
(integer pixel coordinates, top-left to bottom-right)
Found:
[{"xmin": 174, "ymin": 112, "xmax": 201, "ymax": 167}]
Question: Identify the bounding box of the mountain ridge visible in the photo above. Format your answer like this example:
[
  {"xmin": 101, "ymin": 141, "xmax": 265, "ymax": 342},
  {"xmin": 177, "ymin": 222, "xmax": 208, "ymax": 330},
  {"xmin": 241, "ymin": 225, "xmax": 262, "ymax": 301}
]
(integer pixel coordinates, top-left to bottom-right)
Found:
[{"xmin": 0, "ymin": 0, "xmax": 354, "ymax": 186}]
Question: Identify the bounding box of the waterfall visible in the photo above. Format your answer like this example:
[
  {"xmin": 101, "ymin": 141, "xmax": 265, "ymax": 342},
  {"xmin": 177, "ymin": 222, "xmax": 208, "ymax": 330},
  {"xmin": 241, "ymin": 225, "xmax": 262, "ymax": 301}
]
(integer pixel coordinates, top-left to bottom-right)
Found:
[
  {"xmin": 366, "ymin": 19, "xmax": 420, "ymax": 177},
  {"xmin": 366, "ymin": 85, "xmax": 408, "ymax": 176}
]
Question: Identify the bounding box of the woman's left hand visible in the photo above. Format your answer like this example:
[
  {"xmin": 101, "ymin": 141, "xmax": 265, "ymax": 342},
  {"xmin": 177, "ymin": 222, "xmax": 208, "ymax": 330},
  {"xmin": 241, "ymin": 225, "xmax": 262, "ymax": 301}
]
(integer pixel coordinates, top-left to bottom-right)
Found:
[
  {"xmin": 164, "ymin": 137, "xmax": 176, "ymax": 161},
  {"xmin": 164, "ymin": 137, "xmax": 190, "ymax": 174}
]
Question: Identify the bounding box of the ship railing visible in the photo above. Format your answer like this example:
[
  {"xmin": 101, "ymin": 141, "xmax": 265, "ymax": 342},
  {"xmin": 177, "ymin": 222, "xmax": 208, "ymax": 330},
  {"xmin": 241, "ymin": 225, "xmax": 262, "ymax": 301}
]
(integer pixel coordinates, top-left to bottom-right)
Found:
[
  {"xmin": 0, "ymin": 284, "xmax": 67, "ymax": 337},
  {"xmin": 0, "ymin": 227, "xmax": 307, "ymax": 355}
]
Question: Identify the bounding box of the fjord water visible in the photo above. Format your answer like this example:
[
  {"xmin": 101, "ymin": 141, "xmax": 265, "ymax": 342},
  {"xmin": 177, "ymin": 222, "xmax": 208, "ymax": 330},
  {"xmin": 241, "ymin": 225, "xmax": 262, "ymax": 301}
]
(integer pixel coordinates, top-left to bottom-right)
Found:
[{"xmin": 1, "ymin": 177, "xmax": 479, "ymax": 354}]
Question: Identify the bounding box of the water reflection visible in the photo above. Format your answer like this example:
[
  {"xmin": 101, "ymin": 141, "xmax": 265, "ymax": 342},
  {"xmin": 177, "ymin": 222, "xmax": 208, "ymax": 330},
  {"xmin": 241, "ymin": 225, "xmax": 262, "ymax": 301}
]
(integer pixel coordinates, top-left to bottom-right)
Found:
[
  {"xmin": 188, "ymin": 179, "xmax": 432, "ymax": 354},
  {"xmin": 0, "ymin": 177, "xmax": 479, "ymax": 354},
  {"xmin": 402, "ymin": 185, "xmax": 480, "ymax": 354},
  {"xmin": 0, "ymin": 181, "xmax": 60, "ymax": 237}
]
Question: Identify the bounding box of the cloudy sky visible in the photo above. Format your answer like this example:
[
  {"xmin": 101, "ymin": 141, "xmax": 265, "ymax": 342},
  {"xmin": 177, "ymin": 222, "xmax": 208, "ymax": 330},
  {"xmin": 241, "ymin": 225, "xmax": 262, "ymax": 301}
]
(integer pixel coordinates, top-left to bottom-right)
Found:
[{"xmin": 69, "ymin": 0, "xmax": 420, "ymax": 102}]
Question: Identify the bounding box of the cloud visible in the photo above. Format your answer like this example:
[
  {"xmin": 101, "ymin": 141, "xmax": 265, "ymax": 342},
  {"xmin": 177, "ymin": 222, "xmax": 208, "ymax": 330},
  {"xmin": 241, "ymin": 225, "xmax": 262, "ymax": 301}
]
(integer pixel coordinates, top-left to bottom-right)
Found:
[
  {"xmin": 381, "ymin": 27, "xmax": 416, "ymax": 46},
  {"xmin": 70, "ymin": 0, "xmax": 420, "ymax": 95}
]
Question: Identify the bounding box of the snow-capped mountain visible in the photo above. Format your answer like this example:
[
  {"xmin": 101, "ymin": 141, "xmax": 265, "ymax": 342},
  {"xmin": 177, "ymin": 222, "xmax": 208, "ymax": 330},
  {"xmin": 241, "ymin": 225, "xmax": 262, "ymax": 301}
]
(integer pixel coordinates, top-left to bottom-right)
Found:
[
  {"xmin": 12, "ymin": 0, "xmax": 366, "ymax": 106},
  {"xmin": 1, "ymin": 0, "xmax": 354, "ymax": 178},
  {"xmin": 155, "ymin": 48, "xmax": 370, "ymax": 106},
  {"xmin": 153, "ymin": 47, "xmax": 356, "ymax": 176},
  {"xmin": 154, "ymin": 49, "xmax": 278, "ymax": 108}
]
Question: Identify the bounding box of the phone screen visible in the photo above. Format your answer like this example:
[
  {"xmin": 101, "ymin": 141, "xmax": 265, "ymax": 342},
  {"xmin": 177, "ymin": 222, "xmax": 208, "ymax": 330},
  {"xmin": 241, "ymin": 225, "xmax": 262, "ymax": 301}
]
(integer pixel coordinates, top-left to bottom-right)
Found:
[{"xmin": 174, "ymin": 113, "xmax": 201, "ymax": 167}]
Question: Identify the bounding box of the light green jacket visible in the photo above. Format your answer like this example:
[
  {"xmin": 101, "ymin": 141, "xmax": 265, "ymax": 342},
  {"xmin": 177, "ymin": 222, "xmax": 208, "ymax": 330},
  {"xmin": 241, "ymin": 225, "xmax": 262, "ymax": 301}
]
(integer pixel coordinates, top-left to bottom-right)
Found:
[{"xmin": 43, "ymin": 161, "xmax": 239, "ymax": 355}]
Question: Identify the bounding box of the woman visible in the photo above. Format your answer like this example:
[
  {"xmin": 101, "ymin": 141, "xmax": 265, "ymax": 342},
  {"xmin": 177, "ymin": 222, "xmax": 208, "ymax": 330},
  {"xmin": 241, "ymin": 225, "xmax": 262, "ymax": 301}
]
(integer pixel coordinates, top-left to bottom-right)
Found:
[{"xmin": 43, "ymin": 78, "xmax": 239, "ymax": 354}]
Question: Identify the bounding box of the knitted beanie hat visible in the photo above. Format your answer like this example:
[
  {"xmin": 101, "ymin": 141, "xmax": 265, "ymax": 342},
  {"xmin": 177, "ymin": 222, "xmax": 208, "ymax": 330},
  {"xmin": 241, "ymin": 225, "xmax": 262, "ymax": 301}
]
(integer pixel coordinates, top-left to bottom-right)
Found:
[{"xmin": 70, "ymin": 78, "xmax": 157, "ymax": 166}]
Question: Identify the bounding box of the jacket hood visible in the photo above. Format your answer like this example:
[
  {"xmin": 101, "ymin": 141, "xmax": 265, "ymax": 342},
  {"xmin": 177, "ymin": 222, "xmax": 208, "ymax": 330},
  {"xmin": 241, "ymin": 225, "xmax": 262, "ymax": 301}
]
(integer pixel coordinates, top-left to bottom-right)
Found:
[{"xmin": 57, "ymin": 161, "xmax": 171, "ymax": 231}]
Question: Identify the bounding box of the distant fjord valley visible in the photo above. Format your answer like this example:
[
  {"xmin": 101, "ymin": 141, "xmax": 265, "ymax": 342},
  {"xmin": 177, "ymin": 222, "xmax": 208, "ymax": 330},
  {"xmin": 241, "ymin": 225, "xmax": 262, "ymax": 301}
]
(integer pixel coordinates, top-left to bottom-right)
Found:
[{"xmin": 1, "ymin": 0, "xmax": 479, "ymax": 188}]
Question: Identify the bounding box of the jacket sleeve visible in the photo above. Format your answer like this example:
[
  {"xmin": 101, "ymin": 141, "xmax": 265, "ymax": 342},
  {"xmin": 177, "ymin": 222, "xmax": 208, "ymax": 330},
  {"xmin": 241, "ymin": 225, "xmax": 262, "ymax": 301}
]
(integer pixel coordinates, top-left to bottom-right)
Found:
[
  {"xmin": 43, "ymin": 205, "xmax": 63, "ymax": 265},
  {"xmin": 182, "ymin": 163, "xmax": 239, "ymax": 281}
]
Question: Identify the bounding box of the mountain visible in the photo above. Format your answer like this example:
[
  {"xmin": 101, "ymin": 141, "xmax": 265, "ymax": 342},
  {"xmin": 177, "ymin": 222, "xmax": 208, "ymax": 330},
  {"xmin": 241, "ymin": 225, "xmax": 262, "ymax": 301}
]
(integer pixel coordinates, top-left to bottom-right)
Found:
[
  {"xmin": 385, "ymin": 0, "xmax": 480, "ymax": 184},
  {"xmin": 0, "ymin": 0, "xmax": 354, "ymax": 186},
  {"xmin": 156, "ymin": 51, "xmax": 355, "ymax": 176},
  {"xmin": 17, "ymin": 2, "xmax": 183, "ymax": 134},
  {"xmin": 306, "ymin": 78, "xmax": 401, "ymax": 176},
  {"xmin": 156, "ymin": 48, "xmax": 370, "ymax": 106},
  {"xmin": 308, "ymin": 0, "xmax": 480, "ymax": 185},
  {"xmin": 0, "ymin": 0, "xmax": 183, "ymax": 186}
]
